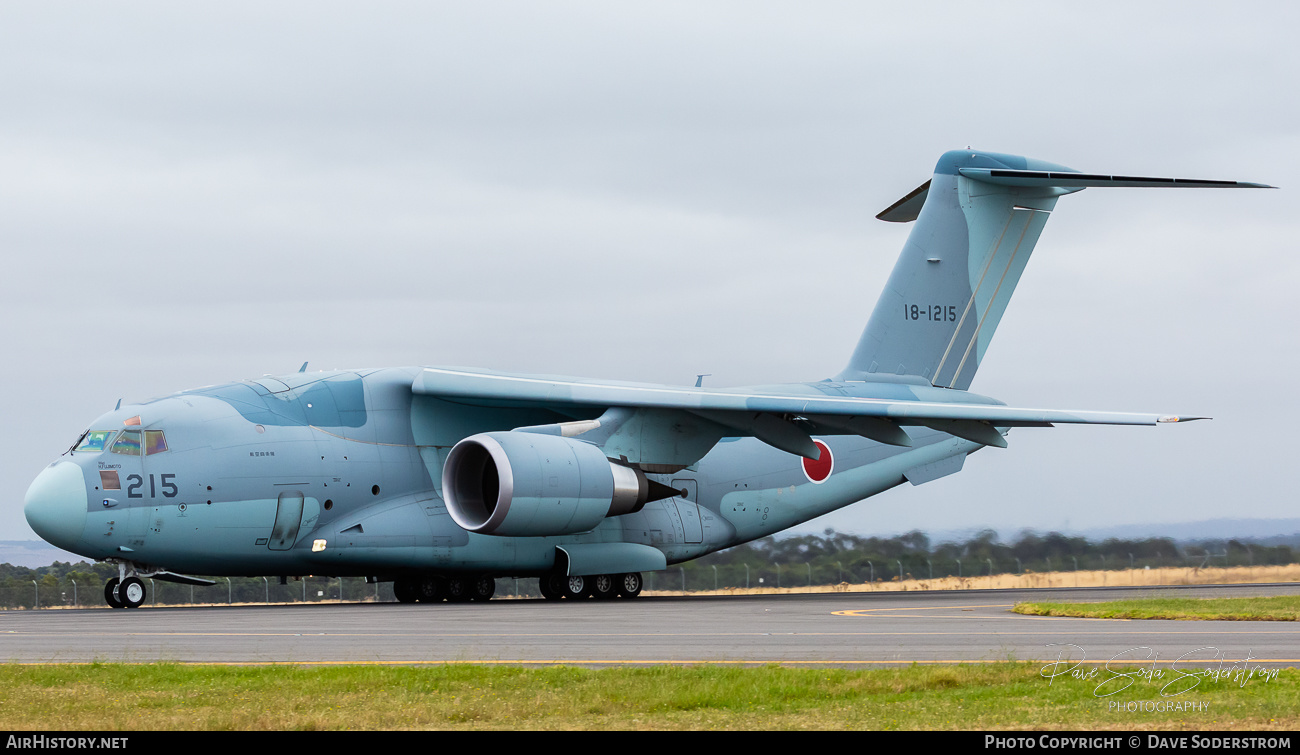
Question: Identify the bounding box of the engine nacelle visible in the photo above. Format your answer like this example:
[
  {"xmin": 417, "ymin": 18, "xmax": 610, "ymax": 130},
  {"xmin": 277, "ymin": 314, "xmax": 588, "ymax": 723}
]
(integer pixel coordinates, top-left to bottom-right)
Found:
[{"xmin": 442, "ymin": 431, "xmax": 663, "ymax": 537}]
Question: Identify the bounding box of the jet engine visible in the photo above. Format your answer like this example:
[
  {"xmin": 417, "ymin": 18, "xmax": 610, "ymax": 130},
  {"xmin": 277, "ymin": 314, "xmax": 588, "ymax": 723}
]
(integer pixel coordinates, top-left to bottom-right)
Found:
[{"xmin": 442, "ymin": 431, "xmax": 676, "ymax": 537}]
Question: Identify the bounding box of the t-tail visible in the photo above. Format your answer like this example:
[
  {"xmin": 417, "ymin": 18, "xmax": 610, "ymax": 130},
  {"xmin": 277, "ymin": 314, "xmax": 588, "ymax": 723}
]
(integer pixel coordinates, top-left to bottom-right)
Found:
[{"xmin": 838, "ymin": 150, "xmax": 1272, "ymax": 390}]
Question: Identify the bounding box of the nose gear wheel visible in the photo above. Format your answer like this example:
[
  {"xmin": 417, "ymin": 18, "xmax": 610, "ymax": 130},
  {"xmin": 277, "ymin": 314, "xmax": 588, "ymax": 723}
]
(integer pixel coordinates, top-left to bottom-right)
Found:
[
  {"xmin": 119, "ymin": 577, "xmax": 146, "ymax": 608},
  {"xmin": 104, "ymin": 578, "xmax": 123, "ymax": 609}
]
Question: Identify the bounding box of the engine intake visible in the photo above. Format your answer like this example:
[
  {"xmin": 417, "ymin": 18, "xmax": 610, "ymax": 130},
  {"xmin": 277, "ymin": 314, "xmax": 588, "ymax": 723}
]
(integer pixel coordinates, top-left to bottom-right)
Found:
[{"xmin": 442, "ymin": 431, "xmax": 675, "ymax": 537}]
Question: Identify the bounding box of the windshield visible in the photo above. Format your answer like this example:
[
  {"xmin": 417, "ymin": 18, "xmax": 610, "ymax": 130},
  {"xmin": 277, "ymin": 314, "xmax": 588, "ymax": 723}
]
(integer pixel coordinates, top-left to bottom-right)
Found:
[
  {"xmin": 144, "ymin": 430, "xmax": 168, "ymax": 455},
  {"xmin": 110, "ymin": 430, "xmax": 141, "ymax": 455},
  {"xmin": 108, "ymin": 429, "xmax": 168, "ymax": 455},
  {"xmin": 74, "ymin": 431, "xmax": 116, "ymax": 453}
]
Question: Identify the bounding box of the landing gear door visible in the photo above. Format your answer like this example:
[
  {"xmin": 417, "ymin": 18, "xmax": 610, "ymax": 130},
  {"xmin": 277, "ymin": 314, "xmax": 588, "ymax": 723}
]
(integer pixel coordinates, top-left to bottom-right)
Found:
[
  {"xmin": 671, "ymin": 478, "xmax": 702, "ymax": 544},
  {"xmin": 268, "ymin": 491, "xmax": 305, "ymax": 551}
]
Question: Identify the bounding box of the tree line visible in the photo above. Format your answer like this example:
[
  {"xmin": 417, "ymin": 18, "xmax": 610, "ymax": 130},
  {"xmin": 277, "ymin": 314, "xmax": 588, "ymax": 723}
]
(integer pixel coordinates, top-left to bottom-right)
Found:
[{"xmin": 664, "ymin": 529, "xmax": 1296, "ymax": 592}]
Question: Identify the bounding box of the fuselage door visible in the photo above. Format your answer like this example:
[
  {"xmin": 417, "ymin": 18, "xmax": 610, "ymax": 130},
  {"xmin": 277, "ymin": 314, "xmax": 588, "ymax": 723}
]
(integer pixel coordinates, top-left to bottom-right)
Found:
[
  {"xmin": 268, "ymin": 491, "xmax": 305, "ymax": 551},
  {"xmin": 107, "ymin": 430, "xmax": 149, "ymax": 547}
]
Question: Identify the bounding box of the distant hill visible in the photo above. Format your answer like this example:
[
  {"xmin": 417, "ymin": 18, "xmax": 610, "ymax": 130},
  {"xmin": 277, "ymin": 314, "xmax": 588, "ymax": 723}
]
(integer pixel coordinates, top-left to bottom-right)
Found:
[
  {"xmin": 1052, "ymin": 519, "xmax": 1300, "ymax": 547},
  {"xmin": 848, "ymin": 518, "xmax": 1300, "ymax": 549},
  {"xmin": 0, "ymin": 541, "xmax": 86, "ymax": 569}
]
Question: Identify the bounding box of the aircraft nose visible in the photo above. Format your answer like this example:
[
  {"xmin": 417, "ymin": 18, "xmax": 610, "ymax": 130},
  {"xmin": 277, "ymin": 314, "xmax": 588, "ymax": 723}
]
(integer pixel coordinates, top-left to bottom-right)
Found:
[{"xmin": 24, "ymin": 462, "xmax": 89, "ymax": 551}]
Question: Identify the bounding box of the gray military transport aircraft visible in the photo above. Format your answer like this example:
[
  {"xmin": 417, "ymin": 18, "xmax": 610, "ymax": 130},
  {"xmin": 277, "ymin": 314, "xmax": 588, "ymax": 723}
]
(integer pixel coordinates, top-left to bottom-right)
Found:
[{"xmin": 25, "ymin": 150, "xmax": 1270, "ymax": 608}]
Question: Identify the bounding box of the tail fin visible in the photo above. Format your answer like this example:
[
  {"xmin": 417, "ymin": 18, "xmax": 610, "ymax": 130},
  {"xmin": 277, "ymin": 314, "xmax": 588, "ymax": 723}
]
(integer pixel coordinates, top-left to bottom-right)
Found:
[{"xmin": 839, "ymin": 150, "xmax": 1270, "ymax": 390}]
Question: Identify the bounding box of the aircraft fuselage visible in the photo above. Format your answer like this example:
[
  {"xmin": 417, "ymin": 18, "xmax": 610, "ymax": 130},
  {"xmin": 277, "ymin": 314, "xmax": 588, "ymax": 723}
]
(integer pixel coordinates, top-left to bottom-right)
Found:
[{"xmin": 28, "ymin": 367, "xmax": 980, "ymax": 581}]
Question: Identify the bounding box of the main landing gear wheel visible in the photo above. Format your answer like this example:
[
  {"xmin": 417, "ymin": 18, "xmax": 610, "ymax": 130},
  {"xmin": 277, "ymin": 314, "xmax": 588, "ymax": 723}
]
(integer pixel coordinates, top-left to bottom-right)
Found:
[
  {"xmin": 559, "ymin": 575, "xmax": 587, "ymax": 599},
  {"xmin": 538, "ymin": 575, "xmax": 563, "ymax": 601},
  {"xmin": 417, "ymin": 577, "xmax": 444, "ymax": 603},
  {"xmin": 393, "ymin": 579, "xmax": 418, "ymax": 603},
  {"xmin": 119, "ymin": 577, "xmax": 146, "ymax": 609},
  {"xmin": 469, "ymin": 575, "xmax": 496, "ymax": 601},
  {"xmin": 444, "ymin": 576, "xmax": 472, "ymax": 603},
  {"xmin": 104, "ymin": 578, "xmax": 123, "ymax": 609},
  {"xmin": 590, "ymin": 574, "xmax": 618, "ymax": 600},
  {"xmin": 617, "ymin": 572, "xmax": 643, "ymax": 599}
]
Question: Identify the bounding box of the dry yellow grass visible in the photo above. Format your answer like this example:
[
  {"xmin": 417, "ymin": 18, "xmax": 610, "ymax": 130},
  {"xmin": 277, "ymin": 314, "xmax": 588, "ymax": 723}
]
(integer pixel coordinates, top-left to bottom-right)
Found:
[{"xmin": 647, "ymin": 564, "xmax": 1300, "ymax": 597}]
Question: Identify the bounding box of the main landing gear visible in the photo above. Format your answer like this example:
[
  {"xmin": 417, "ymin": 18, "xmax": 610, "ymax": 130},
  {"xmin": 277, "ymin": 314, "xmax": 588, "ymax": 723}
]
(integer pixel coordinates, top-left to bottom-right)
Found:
[
  {"xmin": 537, "ymin": 572, "xmax": 642, "ymax": 601},
  {"xmin": 392, "ymin": 574, "xmax": 497, "ymax": 603},
  {"xmin": 391, "ymin": 572, "xmax": 644, "ymax": 603}
]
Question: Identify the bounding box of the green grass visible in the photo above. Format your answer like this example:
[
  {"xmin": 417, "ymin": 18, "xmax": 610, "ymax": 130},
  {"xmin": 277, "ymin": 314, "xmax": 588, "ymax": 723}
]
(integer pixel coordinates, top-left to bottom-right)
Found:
[
  {"xmin": 0, "ymin": 662, "xmax": 1294, "ymax": 730},
  {"xmin": 1013, "ymin": 595, "xmax": 1300, "ymax": 622}
]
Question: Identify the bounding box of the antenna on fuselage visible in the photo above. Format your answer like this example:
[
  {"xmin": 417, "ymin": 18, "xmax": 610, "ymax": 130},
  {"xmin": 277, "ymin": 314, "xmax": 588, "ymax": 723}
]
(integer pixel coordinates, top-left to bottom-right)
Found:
[
  {"xmin": 114, "ymin": 399, "xmax": 121, "ymax": 410},
  {"xmin": 695, "ymin": 374, "xmax": 711, "ymax": 387},
  {"xmin": 299, "ymin": 362, "xmax": 308, "ymax": 373}
]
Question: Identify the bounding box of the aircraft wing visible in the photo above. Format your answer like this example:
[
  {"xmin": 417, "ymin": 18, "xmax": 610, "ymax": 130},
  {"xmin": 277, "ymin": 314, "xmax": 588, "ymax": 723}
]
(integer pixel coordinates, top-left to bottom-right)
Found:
[{"xmin": 412, "ymin": 367, "xmax": 1201, "ymax": 460}]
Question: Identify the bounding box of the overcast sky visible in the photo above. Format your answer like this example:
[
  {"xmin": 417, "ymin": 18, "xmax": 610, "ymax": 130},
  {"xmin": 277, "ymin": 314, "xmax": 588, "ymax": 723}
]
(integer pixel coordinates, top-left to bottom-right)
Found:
[{"xmin": 3, "ymin": 2, "xmax": 1297, "ymax": 544}]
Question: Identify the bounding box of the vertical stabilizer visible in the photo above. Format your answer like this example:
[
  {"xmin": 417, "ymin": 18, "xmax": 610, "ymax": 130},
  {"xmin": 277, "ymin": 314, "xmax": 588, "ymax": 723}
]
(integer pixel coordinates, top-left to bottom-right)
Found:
[
  {"xmin": 839, "ymin": 151, "xmax": 1269, "ymax": 389},
  {"xmin": 839, "ymin": 150, "xmax": 1075, "ymax": 389}
]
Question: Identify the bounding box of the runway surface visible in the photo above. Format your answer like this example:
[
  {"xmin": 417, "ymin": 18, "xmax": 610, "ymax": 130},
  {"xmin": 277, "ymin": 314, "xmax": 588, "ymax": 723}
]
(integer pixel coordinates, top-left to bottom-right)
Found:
[{"xmin": 3, "ymin": 583, "xmax": 1298, "ymax": 667}]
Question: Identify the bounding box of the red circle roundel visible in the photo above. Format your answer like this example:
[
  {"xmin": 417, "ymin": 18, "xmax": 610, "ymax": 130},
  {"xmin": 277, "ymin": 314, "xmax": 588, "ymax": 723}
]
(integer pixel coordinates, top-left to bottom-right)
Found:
[{"xmin": 802, "ymin": 440, "xmax": 833, "ymax": 484}]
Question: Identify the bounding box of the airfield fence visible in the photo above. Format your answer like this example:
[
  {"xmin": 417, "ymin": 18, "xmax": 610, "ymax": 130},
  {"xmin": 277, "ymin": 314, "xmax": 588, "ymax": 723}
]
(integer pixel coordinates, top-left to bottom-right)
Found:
[{"xmin": 3, "ymin": 530, "xmax": 1296, "ymax": 608}]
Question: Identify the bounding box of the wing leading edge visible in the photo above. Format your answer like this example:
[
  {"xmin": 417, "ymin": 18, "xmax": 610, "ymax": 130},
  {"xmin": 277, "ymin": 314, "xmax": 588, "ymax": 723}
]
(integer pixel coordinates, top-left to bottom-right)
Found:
[{"xmin": 412, "ymin": 367, "xmax": 1203, "ymax": 461}]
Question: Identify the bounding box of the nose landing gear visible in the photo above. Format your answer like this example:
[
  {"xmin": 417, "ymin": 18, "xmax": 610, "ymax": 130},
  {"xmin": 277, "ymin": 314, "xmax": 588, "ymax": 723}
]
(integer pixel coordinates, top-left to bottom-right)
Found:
[
  {"xmin": 103, "ymin": 561, "xmax": 148, "ymax": 609},
  {"xmin": 104, "ymin": 575, "xmax": 146, "ymax": 609},
  {"xmin": 118, "ymin": 577, "xmax": 146, "ymax": 608},
  {"xmin": 104, "ymin": 578, "xmax": 123, "ymax": 609}
]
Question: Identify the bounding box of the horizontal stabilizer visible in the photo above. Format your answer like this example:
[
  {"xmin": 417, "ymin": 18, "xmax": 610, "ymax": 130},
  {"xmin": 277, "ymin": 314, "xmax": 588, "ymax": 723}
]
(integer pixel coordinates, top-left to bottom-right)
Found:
[
  {"xmin": 876, "ymin": 180, "xmax": 931, "ymax": 222},
  {"xmin": 958, "ymin": 168, "xmax": 1275, "ymax": 190}
]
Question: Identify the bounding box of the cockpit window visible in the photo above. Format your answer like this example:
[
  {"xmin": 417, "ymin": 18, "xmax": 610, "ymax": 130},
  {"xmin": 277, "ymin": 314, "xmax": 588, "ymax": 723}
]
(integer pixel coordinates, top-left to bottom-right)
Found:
[
  {"xmin": 75, "ymin": 431, "xmax": 116, "ymax": 453},
  {"xmin": 144, "ymin": 430, "xmax": 168, "ymax": 455},
  {"xmin": 110, "ymin": 430, "xmax": 142, "ymax": 455}
]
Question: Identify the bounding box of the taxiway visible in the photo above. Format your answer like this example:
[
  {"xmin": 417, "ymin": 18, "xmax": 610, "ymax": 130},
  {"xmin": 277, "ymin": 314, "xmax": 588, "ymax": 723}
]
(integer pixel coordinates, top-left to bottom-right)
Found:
[{"xmin": 3, "ymin": 583, "xmax": 1297, "ymax": 666}]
